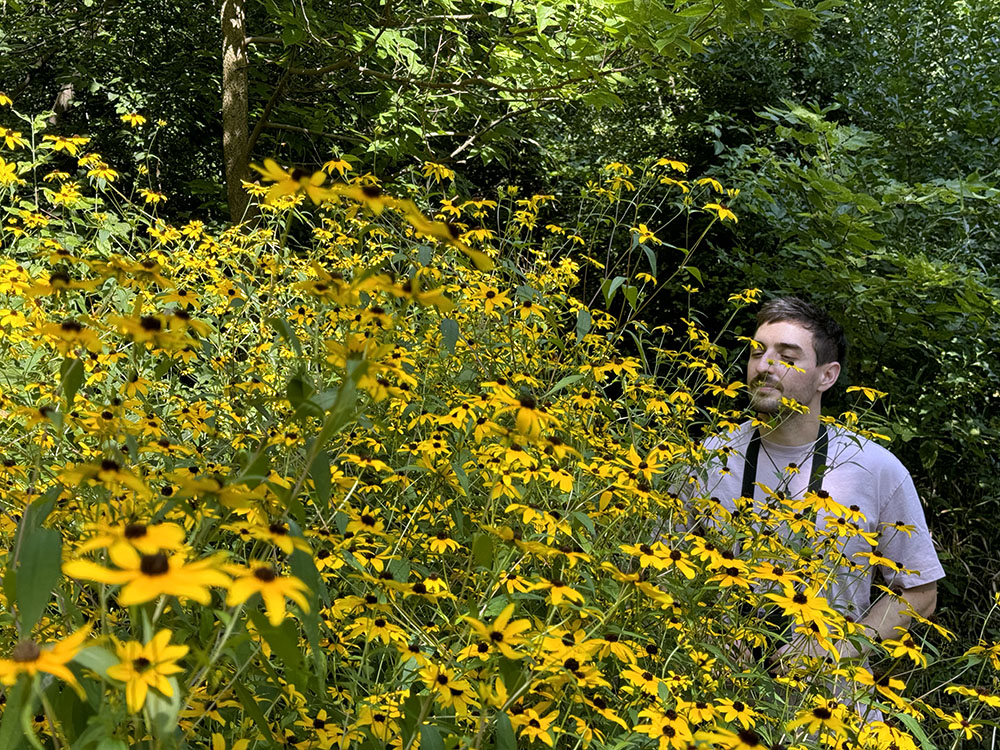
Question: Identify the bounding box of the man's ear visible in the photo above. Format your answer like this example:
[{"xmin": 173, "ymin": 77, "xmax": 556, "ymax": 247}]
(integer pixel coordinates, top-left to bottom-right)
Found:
[{"xmin": 817, "ymin": 361, "xmax": 841, "ymax": 393}]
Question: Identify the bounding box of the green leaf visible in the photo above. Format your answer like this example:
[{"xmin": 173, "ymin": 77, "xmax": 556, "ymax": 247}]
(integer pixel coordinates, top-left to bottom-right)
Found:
[
  {"xmin": 232, "ymin": 680, "xmax": 274, "ymax": 742},
  {"xmin": 494, "ymin": 711, "xmax": 516, "ymax": 750},
  {"xmin": 602, "ymin": 275, "xmax": 627, "ymax": 306},
  {"xmin": 896, "ymin": 711, "xmax": 937, "ymax": 749},
  {"xmin": 309, "ymin": 448, "xmax": 332, "ymax": 511},
  {"xmin": 266, "ymin": 316, "xmax": 303, "ymax": 357},
  {"xmin": 575, "ymin": 310, "xmax": 591, "ymax": 343},
  {"xmin": 13, "ymin": 524, "xmax": 61, "ymax": 632},
  {"xmin": 420, "ymin": 725, "xmax": 445, "ymax": 750},
  {"xmin": 472, "ymin": 533, "xmax": 494, "ymax": 569},
  {"xmin": 145, "ymin": 675, "xmax": 182, "ymax": 740},
  {"xmin": 440, "ymin": 318, "xmax": 459, "ymax": 354},
  {"xmin": 288, "ymin": 546, "xmax": 323, "ymax": 654},
  {"xmin": 60, "ymin": 357, "xmax": 84, "ymax": 408},
  {"xmin": 682, "ymin": 265, "xmax": 703, "ymax": 284},
  {"xmin": 247, "ymin": 609, "xmax": 305, "ymax": 676},
  {"xmin": 0, "ymin": 678, "xmax": 31, "ymax": 749},
  {"xmin": 286, "ymin": 370, "xmax": 317, "ymax": 411},
  {"xmin": 623, "ymin": 284, "xmax": 638, "ymax": 309},
  {"xmin": 544, "ymin": 374, "xmax": 583, "ymax": 397},
  {"xmin": 641, "ymin": 244, "xmax": 657, "ymax": 277},
  {"xmin": 72, "ymin": 645, "xmax": 118, "ymax": 682}
]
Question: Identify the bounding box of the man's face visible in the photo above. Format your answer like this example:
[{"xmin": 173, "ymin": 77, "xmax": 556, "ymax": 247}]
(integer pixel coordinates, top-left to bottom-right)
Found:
[{"xmin": 746, "ymin": 320, "xmax": 839, "ymax": 415}]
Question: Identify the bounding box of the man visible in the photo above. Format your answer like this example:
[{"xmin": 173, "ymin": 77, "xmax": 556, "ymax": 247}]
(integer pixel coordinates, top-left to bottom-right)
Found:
[{"xmin": 693, "ymin": 296, "xmax": 943, "ymax": 663}]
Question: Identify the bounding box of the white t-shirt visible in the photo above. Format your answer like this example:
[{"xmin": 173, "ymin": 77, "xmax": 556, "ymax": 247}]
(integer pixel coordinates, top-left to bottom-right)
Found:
[{"xmin": 690, "ymin": 422, "xmax": 945, "ymax": 618}]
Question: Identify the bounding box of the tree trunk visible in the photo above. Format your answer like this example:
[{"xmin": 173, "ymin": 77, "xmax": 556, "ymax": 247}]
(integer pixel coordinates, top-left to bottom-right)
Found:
[
  {"xmin": 47, "ymin": 81, "xmax": 75, "ymax": 125},
  {"xmin": 221, "ymin": 0, "xmax": 251, "ymax": 223}
]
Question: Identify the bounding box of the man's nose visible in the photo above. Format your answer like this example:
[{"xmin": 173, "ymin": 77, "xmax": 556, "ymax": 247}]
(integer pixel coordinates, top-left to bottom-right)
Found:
[{"xmin": 752, "ymin": 354, "xmax": 778, "ymax": 379}]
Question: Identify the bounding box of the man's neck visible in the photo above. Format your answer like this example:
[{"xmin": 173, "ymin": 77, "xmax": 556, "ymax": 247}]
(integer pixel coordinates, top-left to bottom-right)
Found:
[{"xmin": 756, "ymin": 410, "xmax": 822, "ymax": 446}]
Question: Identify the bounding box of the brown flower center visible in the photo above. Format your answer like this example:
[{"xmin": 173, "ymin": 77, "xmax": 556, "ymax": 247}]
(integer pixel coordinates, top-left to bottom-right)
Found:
[
  {"xmin": 140, "ymin": 553, "xmax": 169, "ymax": 576},
  {"xmin": 11, "ymin": 641, "xmax": 41, "ymax": 662}
]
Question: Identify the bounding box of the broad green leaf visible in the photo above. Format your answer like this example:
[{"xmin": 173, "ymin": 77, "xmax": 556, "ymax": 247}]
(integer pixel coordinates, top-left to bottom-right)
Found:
[
  {"xmin": 544, "ymin": 374, "xmax": 583, "ymax": 397},
  {"xmin": 0, "ymin": 678, "xmax": 31, "ymax": 749},
  {"xmin": 309, "ymin": 448, "xmax": 332, "ymax": 511},
  {"xmin": 60, "ymin": 357, "xmax": 84, "ymax": 408},
  {"xmin": 472, "ymin": 533, "xmax": 493, "ymax": 569},
  {"xmin": 575, "ymin": 310, "xmax": 591, "ymax": 343},
  {"xmin": 145, "ymin": 675, "xmax": 182, "ymax": 740},
  {"xmin": 72, "ymin": 645, "xmax": 118, "ymax": 682},
  {"xmin": 265, "ymin": 316, "xmax": 303, "ymax": 357},
  {"xmin": 440, "ymin": 318, "xmax": 459, "ymax": 354},
  {"xmin": 494, "ymin": 711, "xmax": 516, "ymax": 750},
  {"xmin": 602, "ymin": 275, "xmax": 627, "ymax": 306},
  {"xmin": 641, "ymin": 243, "xmax": 657, "ymax": 277},
  {"xmin": 420, "ymin": 725, "xmax": 444, "ymax": 750},
  {"xmin": 14, "ymin": 525, "xmax": 61, "ymax": 632},
  {"xmin": 232, "ymin": 681, "xmax": 274, "ymax": 742}
]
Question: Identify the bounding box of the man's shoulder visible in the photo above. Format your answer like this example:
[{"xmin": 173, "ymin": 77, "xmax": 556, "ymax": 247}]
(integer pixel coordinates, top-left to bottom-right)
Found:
[{"xmin": 826, "ymin": 426, "xmax": 910, "ymax": 476}]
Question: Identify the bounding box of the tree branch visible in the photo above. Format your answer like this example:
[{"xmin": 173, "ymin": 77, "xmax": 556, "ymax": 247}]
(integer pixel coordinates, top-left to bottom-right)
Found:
[
  {"xmin": 355, "ymin": 63, "xmax": 641, "ymax": 96},
  {"xmin": 263, "ymin": 122, "xmax": 367, "ymax": 145},
  {"xmin": 449, "ymin": 105, "xmax": 538, "ymax": 158},
  {"xmin": 246, "ymin": 65, "xmax": 293, "ymax": 157}
]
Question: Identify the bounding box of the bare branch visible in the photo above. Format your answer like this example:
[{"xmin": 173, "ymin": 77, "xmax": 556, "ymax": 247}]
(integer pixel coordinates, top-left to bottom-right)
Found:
[
  {"xmin": 354, "ymin": 63, "xmax": 641, "ymax": 96},
  {"xmin": 450, "ymin": 105, "xmax": 538, "ymax": 158},
  {"xmin": 246, "ymin": 65, "xmax": 294, "ymax": 157},
  {"xmin": 264, "ymin": 122, "xmax": 367, "ymax": 145}
]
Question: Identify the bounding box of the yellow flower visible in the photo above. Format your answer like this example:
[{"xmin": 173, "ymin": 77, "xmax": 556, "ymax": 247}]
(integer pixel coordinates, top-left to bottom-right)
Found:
[
  {"xmin": 765, "ymin": 585, "xmax": 836, "ymax": 626},
  {"xmin": 41, "ymin": 134, "xmax": 90, "ymax": 156},
  {"xmin": 634, "ymin": 708, "xmax": 693, "ymax": 749},
  {"xmin": 0, "ymin": 625, "xmax": 92, "ymax": 695},
  {"xmin": 714, "ymin": 698, "xmax": 757, "ymax": 728},
  {"xmin": 76, "ymin": 520, "xmax": 187, "ymax": 558},
  {"xmin": 86, "ymin": 160, "xmax": 119, "ymax": 182},
  {"xmin": 64, "ymin": 548, "xmax": 230, "ymax": 606},
  {"xmin": 882, "ymin": 629, "xmax": 927, "ymax": 667},
  {"xmin": 421, "ymin": 161, "xmax": 455, "ymax": 183},
  {"xmin": 106, "ymin": 630, "xmax": 188, "ymax": 713},
  {"xmin": 60, "ymin": 459, "xmax": 151, "ymax": 497},
  {"xmin": 460, "ymin": 602, "xmax": 532, "ymax": 660},
  {"xmin": 785, "ymin": 698, "xmax": 849, "ymax": 736},
  {"xmin": 121, "ymin": 112, "xmax": 147, "ymax": 127},
  {"xmin": 226, "ymin": 563, "xmax": 311, "ymax": 626},
  {"xmin": 946, "ymin": 711, "xmax": 982, "ymax": 740},
  {"xmin": 0, "ymin": 156, "xmax": 24, "ymax": 186},
  {"xmin": 703, "ymin": 202, "xmax": 737, "ymax": 223},
  {"xmin": 532, "ymin": 577, "xmax": 584, "ymax": 606},
  {"xmin": 631, "ymin": 223, "xmax": 662, "ymax": 245},
  {"xmin": 0, "ymin": 92, "xmax": 11, "ymax": 106},
  {"xmin": 40, "ymin": 318, "xmax": 104, "ymax": 354},
  {"xmin": 321, "ymin": 156, "xmax": 353, "ymax": 177},
  {"xmin": 139, "ymin": 188, "xmax": 168, "ymax": 204},
  {"xmin": 510, "ymin": 706, "xmax": 560, "ymax": 747},
  {"xmin": 251, "ymin": 158, "xmax": 330, "ymax": 204},
  {"xmin": 694, "ymin": 727, "xmax": 768, "ymax": 749},
  {"xmin": 0, "ymin": 126, "xmax": 28, "ymax": 149},
  {"xmin": 846, "ymin": 385, "xmax": 888, "ymax": 400}
]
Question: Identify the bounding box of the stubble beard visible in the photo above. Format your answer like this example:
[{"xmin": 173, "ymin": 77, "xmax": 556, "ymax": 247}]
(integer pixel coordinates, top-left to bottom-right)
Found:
[{"xmin": 749, "ymin": 380, "xmax": 783, "ymax": 415}]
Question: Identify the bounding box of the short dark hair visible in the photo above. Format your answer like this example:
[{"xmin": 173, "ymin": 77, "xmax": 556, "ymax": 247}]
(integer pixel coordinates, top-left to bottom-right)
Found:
[{"xmin": 756, "ymin": 296, "xmax": 847, "ymax": 366}]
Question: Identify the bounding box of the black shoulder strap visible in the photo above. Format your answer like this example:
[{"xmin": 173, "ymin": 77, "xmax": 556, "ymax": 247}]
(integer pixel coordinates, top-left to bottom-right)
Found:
[
  {"xmin": 808, "ymin": 425, "xmax": 829, "ymax": 494},
  {"xmin": 740, "ymin": 429, "xmax": 761, "ymax": 500},
  {"xmin": 740, "ymin": 424, "xmax": 828, "ymax": 501}
]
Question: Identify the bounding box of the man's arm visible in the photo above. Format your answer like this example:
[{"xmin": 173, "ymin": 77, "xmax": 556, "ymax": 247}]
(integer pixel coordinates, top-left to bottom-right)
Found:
[
  {"xmin": 857, "ymin": 581, "xmax": 938, "ymax": 643},
  {"xmin": 772, "ymin": 581, "xmax": 938, "ymax": 668}
]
